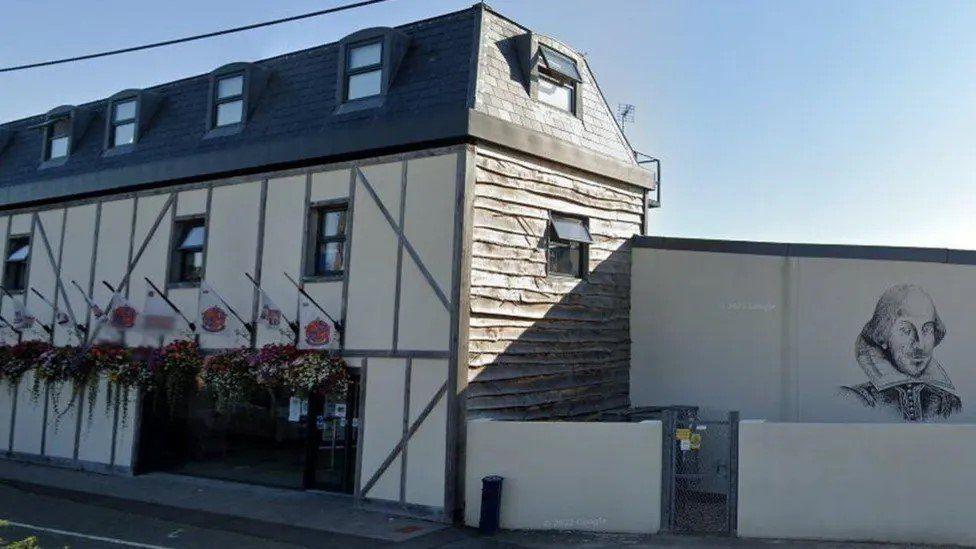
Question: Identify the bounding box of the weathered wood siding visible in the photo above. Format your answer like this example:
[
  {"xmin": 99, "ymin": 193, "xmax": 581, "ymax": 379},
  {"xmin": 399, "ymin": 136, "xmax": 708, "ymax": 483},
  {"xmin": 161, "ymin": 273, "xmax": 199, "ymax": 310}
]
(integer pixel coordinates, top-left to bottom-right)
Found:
[{"xmin": 467, "ymin": 147, "xmax": 645, "ymax": 419}]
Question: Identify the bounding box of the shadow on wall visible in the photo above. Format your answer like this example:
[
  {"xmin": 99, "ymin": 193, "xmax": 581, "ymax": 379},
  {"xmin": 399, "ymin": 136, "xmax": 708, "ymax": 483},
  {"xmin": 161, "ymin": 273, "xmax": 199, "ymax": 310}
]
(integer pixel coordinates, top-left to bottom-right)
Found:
[{"xmin": 463, "ymin": 154, "xmax": 640, "ymax": 421}]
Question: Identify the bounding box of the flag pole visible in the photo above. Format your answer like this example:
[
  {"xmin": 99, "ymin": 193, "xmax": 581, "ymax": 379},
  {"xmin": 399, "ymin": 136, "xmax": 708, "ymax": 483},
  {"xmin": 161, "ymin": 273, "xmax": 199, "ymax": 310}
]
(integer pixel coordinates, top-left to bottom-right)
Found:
[
  {"xmin": 71, "ymin": 280, "xmax": 98, "ymax": 310},
  {"xmin": 203, "ymin": 283, "xmax": 254, "ymax": 336},
  {"xmin": 30, "ymin": 287, "xmax": 83, "ymax": 336},
  {"xmin": 143, "ymin": 277, "xmax": 197, "ymax": 332},
  {"xmin": 282, "ymin": 271, "xmax": 342, "ymax": 329},
  {"xmin": 243, "ymin": 272, "xmax": 297, "ymax": 334},
  {"xmin": 2, "ymin": 285, "xmax": 53, "ymax": 335},
  {"xmin": 0, "ymin": 314, "xmax": 22, "ymax": 335}
]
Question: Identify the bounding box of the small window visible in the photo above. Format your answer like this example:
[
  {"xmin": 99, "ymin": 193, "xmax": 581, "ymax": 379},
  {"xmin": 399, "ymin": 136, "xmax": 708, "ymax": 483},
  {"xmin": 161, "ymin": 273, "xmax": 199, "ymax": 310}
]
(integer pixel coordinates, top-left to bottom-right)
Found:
[
  {"xmin": 306, "ymin": 203, "xmax": 348, "ymax": 277},
  {"xmin": 537, "ymin": 46, "xmax": 581, "ymax": 114},
  {"xmin": 539, "ymin": 47, "xmax": 582, "ymax": 82},
  {"xmin": 345, "ymin": 41, "xmax": 383, "ymax": 101},
  {"xmin": 546, "ymin": 214, "xmax": 592, "ymax": 278},
  {"xmin": 110, "ymin": 99, "xmax": 137, "ymax": 147},
  {"xmin": 45, "ymin": 118, "xmax": 71, "ymax": 160},
  {"xmin": 213, "ymin": 74, "xmax": 245, "ymax": 127},
  {"xmin": 3, "ymin": 236, "xmax": 30, "ymax": 292},
  {"xmin": 538, "ymin": 76, "xmax": 575, "ymax": 113},
  {"xmin": 170, "ymin": 218, "xmax": 206, "ymax": 284}
]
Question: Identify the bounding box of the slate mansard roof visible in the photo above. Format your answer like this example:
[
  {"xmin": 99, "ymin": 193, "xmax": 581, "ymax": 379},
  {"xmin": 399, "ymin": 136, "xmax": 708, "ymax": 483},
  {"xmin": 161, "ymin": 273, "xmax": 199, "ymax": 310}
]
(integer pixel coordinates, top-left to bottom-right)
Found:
[{"xmin": 0, "ymin": 4, "xmax": 651, "ymax": 209}]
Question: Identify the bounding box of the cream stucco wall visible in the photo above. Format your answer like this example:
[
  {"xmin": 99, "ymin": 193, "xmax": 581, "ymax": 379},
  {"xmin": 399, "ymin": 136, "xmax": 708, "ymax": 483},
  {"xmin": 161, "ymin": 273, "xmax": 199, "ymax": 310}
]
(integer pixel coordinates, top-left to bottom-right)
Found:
[
  {"xmin": 465, "ymin": 420, "xmax": 662, "ymax": 533},
  {"xmin": 738, "ymin": 421, "xmax": 976, "ymax": 545}
]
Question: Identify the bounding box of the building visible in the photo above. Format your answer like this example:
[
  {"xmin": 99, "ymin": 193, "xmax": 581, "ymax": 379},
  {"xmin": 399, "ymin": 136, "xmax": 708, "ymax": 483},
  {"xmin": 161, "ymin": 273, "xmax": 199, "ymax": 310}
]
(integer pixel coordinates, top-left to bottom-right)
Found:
[{"xmin": 0, "ymin": 4, "xmax": 655, "ymax": 521}]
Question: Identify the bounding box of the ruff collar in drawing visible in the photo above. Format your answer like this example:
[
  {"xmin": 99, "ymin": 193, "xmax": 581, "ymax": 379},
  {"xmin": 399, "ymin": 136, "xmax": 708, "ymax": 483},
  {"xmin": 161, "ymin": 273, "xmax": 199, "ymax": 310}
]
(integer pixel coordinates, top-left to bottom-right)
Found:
[
  {"xmin": 842, "ymin": 284, "xmax": 961, "ymax": 421},
  {"xmin": 298, "ymin": 297, "xmax": 336, "ymax": 350}
]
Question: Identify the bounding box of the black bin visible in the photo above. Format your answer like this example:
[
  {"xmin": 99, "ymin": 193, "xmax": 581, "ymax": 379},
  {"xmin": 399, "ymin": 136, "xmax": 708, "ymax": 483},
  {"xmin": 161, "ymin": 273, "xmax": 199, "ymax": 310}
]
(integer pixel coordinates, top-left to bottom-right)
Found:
[{"xmin": 478, "ymin": 475, "xmax": 504, "ymax": 534}]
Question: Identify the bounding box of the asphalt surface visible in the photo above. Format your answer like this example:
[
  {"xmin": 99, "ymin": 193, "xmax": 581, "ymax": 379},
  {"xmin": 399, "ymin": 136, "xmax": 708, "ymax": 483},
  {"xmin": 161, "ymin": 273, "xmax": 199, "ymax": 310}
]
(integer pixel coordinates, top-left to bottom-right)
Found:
[{"xmin": 0, "ymin": 481, "xmax": 957, "ymax": 548}]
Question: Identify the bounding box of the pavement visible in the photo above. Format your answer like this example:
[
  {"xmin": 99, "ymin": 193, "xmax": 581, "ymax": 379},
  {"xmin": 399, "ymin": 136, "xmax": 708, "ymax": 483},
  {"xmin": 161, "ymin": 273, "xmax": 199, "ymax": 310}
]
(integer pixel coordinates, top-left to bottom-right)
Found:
[{"xmin": 0, "ymin": 460, "xmax": 963, "ymax": 548}]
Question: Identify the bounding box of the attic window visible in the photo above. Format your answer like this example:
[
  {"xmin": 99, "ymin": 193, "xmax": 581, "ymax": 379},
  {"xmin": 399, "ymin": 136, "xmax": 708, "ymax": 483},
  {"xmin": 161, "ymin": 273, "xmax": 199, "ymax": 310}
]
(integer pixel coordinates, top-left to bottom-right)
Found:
[
  {"xmin": 110, "ymin": 99, "xmax": 137, "ymax": 147},
  {"xmin": 45, "ymin": 117, "xmax": 71, "ymax": 160},
  {"xmin": 537, "ymin": 46, "xmax": 580, "ymax": 114},
  {"xmin": 214, "ymin": 74, "xmax": 245, "ymax": 127},
  {"xmin": 539, "ymin": 47, "xmax": 581, "ymax": 82},
  {"xmin": 345, "ymin": 41, "xmax": 383, "ymax": 101}
]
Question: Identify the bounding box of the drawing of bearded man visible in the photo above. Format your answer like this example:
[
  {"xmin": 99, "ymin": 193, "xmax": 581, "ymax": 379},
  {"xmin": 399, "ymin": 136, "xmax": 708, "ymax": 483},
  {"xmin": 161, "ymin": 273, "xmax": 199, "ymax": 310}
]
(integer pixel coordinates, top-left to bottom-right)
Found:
[{"xmin": 842, "ymin": 284, "xmax": 961, "ymax": 421}]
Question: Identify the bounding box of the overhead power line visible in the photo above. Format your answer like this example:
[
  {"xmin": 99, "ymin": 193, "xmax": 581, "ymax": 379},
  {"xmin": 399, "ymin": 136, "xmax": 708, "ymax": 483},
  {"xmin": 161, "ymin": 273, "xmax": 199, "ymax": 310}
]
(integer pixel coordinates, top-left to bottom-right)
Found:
[{"xmin": 0, "ymin": 0, "xmax": 395, "ymax": 74}]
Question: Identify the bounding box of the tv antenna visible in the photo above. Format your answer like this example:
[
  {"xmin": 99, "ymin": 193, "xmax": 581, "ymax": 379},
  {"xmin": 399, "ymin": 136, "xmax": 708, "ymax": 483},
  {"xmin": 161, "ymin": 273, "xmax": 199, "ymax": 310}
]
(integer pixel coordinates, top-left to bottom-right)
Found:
[{"xmin": 617, "ymin": 103, "xmax": 636, "ymax": 136}]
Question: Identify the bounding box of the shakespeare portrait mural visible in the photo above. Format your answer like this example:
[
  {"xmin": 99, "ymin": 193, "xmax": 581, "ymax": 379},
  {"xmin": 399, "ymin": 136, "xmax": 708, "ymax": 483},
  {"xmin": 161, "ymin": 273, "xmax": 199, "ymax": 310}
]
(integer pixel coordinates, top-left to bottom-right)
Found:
[{"xmin": 841, "ymin": 284, "xmax": 961, "ymax": 421}]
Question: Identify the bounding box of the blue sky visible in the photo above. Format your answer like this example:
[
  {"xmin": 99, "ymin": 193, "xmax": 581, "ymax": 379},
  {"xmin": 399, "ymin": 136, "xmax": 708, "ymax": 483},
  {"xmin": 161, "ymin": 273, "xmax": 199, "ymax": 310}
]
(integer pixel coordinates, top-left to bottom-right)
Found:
[{"xmin": 2, "ymin": 0, "xmax": 975, "ymax": 248}]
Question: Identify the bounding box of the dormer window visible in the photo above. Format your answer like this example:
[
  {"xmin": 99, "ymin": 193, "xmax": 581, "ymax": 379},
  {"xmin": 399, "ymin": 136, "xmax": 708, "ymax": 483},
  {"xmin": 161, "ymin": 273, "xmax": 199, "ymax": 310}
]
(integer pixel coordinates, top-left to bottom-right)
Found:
[
  {"xmin": 46, "ymin": 117, "xmax": 71, "ymax": 160},
  {"xmin": 345, "ymin": 41, "xmax": 383, "ymax": 101},
  {"xmin": 110, "ymin": 99, "xmax": 137, "ymax": 147},
  {"xmin": 334, "ymin": 28, "xmax": 409, "ymax": 112},
  {"xmin": 214, "ymin": 74, "xmax": 245, "ymax": 127},
  {"xmin": 204, "ymin": 63, "xmax": 268, "ymax": 136},
  {"xmin": 537, "ymin": 46, "xmax": 581, "ymax": 114},
  {"xmin": 102, "ymin": 89, "xmax": 161, "ymax": 153}
]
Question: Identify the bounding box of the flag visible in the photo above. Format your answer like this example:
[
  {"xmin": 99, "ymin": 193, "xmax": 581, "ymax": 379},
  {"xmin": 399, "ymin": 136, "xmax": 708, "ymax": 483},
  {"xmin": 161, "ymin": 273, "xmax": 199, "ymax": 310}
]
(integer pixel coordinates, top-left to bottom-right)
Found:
[
  {"xmin": 297, "ymin": 297, "xmax": 337, "ymax": 350},
  {"xmin": 104, "ymin": 293, "xmax": 139, "ymax": 332},
  {"xmin": 257, "ymin": 288, "xmax": 292, "ymax": 339},
  {"xmin": 197, "ymin": 282, "xmax": 231, "ymax": 336},
  {"xmin": 11, "ymin": 298, "xmax": 42, "ymax": 337},
  {"xmin": 139, "ymin": 288, "xmax": 178, "ymax": 335}
]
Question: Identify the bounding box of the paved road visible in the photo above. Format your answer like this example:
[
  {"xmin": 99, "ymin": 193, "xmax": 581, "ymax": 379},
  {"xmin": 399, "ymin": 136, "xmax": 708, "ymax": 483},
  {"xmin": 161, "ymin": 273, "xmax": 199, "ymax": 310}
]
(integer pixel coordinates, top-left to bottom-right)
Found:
[{"xmin": 0, "ymin": 482, "xmax": 950, "ymax": 548}]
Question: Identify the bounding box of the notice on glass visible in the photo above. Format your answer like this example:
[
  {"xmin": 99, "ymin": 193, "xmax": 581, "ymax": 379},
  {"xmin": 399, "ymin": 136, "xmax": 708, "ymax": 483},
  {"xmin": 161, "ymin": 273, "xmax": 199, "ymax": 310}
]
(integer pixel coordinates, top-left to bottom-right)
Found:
[{"xmin": 288, "ymin": 397, "xmax": 307, "ymax": 422}]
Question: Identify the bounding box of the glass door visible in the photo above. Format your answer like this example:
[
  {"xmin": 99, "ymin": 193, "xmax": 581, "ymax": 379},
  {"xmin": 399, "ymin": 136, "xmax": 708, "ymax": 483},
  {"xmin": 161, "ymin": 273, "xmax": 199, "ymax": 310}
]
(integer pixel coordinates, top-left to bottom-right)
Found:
[{"xmin": 307, "ymin": 374, "xmax": 360, "ymax": 493}]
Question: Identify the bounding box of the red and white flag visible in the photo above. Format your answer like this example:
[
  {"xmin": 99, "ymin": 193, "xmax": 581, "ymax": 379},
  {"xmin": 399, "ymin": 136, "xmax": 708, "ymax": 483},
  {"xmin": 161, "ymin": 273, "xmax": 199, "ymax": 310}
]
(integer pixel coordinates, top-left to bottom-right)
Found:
[
  {"xmin": 297, "ymin": 297, "xmax": 337, "ymax": 350},
  {"xmin": 104, "ymin": 293, "xmax": 140, "ymax": 332},
  {"xmin": 257, "ymin": 288, "xmax": 292, "ymax": 340},
  {"xmin": 197, "ymin": 282, "xmax": 231, "ymax": 336}
]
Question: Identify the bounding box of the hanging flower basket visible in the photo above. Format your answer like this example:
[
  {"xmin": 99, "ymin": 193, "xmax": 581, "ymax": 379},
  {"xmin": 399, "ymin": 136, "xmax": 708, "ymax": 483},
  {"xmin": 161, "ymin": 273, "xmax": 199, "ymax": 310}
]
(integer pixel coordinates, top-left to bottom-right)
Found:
[
  {"xmin": 201, "ymin": 348, "xmax": 256, "ymax": 413},
  {"xmin": 33, "ymin": 346, "xmax": 86, "ymax": 421},
  {"xmin": 285, "ymin": 352, "xmax": 351, "ymax": 398},
  {"xmin": 250, "ymin": 343, "xmax": 301, "ymax": 391},
  {"xmin": 5, "ymin": 341, "xmax": 52, "ymax": 394},
  {"xmin": 156, "ymin": 340, "xmax": 203, "ymax": 417}
]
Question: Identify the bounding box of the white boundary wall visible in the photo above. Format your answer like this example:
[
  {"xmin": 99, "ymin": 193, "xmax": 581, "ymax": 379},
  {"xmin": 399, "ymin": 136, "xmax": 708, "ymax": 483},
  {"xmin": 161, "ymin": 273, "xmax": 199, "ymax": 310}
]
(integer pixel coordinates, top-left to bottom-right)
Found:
[
  {"xmin": 738, "ymin": 421, "xmax": 976, "ymax": 546},
  {"xmin": 464, "ymin": 420, "xmax": 661, "ymax": 533}
]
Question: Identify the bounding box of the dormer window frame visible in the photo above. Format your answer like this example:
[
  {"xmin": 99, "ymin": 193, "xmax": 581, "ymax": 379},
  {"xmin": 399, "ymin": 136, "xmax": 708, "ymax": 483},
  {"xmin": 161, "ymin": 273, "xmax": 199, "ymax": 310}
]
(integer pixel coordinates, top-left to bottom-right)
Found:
[
  {"xmin": 34, "ymin": 105, "xmax": 91, "ymax": 168},
  {"xmin": 44, "ymin": 116, "xmax": 72, "ymax": 162},
  {"xmin": 516, "ymin": 34, "xmax": 586, "ymax": 121},
  {"xmin": 107, "ymin": 96, "xmax": 139, "ymax": 149},
  {"xmin": 344, "ymin": 39, "xmax": 384, "ymax": 102},
  {"xmin": 334, "ymin": 27, "xmax": 410, "ymax": 114},
  {"xmin": 204, "ymin": 62, "xmax": 269, "ymax": 138},
  {"xmin": 212, "ymin": 72, "xmax": 246, "ymax": 129},
  {"xmin": 102, "ymin": 88, "xmax": 162, "ymax": 156}
]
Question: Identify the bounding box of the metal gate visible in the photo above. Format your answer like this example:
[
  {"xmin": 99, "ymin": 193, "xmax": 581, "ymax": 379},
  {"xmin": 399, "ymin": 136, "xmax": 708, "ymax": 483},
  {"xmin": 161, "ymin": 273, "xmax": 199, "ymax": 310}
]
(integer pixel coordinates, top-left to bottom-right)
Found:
[{"xmin": 660, "ymin": 407, "xmax": 739, "ymax": 535}]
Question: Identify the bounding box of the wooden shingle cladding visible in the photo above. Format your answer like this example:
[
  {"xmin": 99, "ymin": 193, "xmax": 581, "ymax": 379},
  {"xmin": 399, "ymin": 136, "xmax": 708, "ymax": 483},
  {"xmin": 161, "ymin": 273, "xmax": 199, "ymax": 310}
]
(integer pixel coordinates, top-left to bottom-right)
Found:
[{"xmin": 466, "ymin": 147, "xmax": 644, "ymax": 420}]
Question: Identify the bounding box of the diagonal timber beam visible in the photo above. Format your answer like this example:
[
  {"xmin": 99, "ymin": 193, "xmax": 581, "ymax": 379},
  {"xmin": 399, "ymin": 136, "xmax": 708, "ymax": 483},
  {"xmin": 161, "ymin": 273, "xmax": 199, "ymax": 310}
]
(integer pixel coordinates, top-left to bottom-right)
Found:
[{"xmin": 354, "ymin": 167, "xmax": 451, "ymax": 311}]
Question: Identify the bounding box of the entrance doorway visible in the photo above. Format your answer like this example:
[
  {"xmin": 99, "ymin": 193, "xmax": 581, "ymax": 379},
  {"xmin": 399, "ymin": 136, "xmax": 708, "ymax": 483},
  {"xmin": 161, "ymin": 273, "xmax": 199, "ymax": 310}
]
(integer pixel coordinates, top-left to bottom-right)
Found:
[
  {"xmin": 660, "ymin": 407, "xmax": 739, "ymax": 535},
  {"xmin": 137, "ymin": 373, "xmax": 360, "ymax": 493}
]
